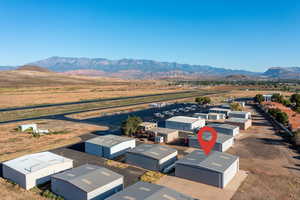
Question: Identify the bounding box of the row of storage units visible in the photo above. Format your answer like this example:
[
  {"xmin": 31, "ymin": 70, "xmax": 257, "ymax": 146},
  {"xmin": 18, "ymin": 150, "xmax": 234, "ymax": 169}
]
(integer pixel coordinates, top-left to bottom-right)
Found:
[
  {"xmin": 225, "ymin": 118, "xmax": 252, "ymax": 130},
  {"xmin": 193, "ymin": 113, "xmax": 226, "ymax": 120},
  {"xmin": 2, "ymin": 150, "xmax": 194, "ymax": 200}
]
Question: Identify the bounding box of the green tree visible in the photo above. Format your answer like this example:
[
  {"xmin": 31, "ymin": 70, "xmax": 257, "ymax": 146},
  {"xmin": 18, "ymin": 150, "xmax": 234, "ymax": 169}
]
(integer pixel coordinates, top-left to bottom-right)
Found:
[
  {"xmin": 121, "ymin": 115, "xmax": 142, "ymax": 137},
  {"xmin": 290, "ymin": 93, "xmax": 300, "ymax": 106},
  {"xmin": 254, "ymin": 94, "xmax": 264, "ymax": 104},
  {"xmin": 275, "ymin": 112, "xmax": 289, "ymax": 125}
]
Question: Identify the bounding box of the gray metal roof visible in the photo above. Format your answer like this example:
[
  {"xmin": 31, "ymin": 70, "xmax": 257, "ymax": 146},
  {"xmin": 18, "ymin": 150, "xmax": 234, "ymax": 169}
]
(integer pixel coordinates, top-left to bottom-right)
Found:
[
  {"xmin": 209, "ymin": 107, "xmax": 231, "ymax": 112},
  {"xmin": 127, "ymin": 144, "xmax": 177, "ymax": 160},
  {"xmin": 52, "ymin": 164, "xmax": 123, "ymax": 193},
  {"xmin": 229, "ymin": 111, "xmax": 251, "ymax": 115},
  {"xmin": 85, "ymin": 135, "xmax": 135, "ymax": 148},
  {"xmin": 166, "ymin": 116, "xmax": 203, "ymax": 124},
  {"xmin": 106, "ymin": 181, "xmax": 195, "ymax": 200},
  {"xmin": 207, "ymin": 123, "xmax": 239, "ymax": 130},
  {"xmin": 189, "ymin": 132, "xmax": 233, "ymax": 144},
  {"xmin": 148, "ymin": 127, "xmax": 178, "ymax": 135},
  {"xmin": 176, "ymin": 150, "xmax": 238, "ymax": 173},
  {"xmin": 226, "ymin": 118, "xmax": 250, "ymax": 123}
]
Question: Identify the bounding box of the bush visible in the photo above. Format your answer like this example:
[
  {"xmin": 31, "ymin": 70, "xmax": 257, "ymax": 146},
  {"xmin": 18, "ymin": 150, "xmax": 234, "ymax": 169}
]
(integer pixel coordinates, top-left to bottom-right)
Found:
[
  {"xmin": 271, "ymin": 93, "xmax": 284, "ymax": 103},
  {"xmin": 292, "ymin": 131, "xmax": 300, "ymax": 147},
  {"xmin": 195, "ymin": 96, "xmax": 211, "ymax": 105},
  {"xmin": 268, "ymin": 108, "xmax": 289, "ymax": 125},
  {"xmin": 230, "ymin": 102, "xmax": 242, "ymax": 111},
  {"xmin": 42, "ymin": 190, "xmax": 64, "ymax": 200}
]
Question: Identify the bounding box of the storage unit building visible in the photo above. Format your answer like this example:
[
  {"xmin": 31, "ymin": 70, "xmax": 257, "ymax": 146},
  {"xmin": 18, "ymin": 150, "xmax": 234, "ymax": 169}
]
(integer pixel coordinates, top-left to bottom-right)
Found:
[
  {"xmin": 209, "ymin": 108, "xmax": 231, "ymax": 116},
  {"xmin": 85, "ymin": 135, "xmax": 136, "ymax": 159},
  {"xmin": 2, "ymin": 152, "xmax": 73, "ymax": 190},
  {"xmin": 226, "ymin": 118, "xmax": 252, "ymax": 130},
  {"xmin": 51, "ymin": 164, "xmax": 123, "ymax": 200},
  {"xmin": 175, "ymin": 150, "xmax": 239, "ymax": 188},
  {"xmin": 207, "ymin": 123, "xmax": 240, "ymax": 137},
  {"xmin": 106, "ymin": 181, "xmax": 194, "ymax": 200},
  {"xmin": 165, "ymin": 116, "xmax": 205, "ymax": 132},
  {"xmin": 126, "ymin": 144, "xmax": 178, "ymax": 171},
  {"xmin": 189, "ymin": 133, "xmax": 234, "ymax": 152},
  {"xmin": 208, "ymin": 113, "xmax": 226, "ymax": 120},
  {"xmin": 139, "ymin": 122, "xmax": 157, "ymax": 131},
  {"xmin": 147, "ymin": 127, "xmax": 179, "ymax": 143},
  {"xmin": 193, "ymin": 113, "xmax": 209, "ymax": 120},
  {"xmin": 228, "ymin": 111, "xmax": 251, "ymax": 119}
]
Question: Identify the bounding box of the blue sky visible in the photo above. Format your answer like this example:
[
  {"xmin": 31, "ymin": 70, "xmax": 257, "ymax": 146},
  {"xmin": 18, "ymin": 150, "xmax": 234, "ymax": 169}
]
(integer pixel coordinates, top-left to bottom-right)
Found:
[{"xmin": 0, "ymin": 0, "xmax": 299, "ymax": 72}]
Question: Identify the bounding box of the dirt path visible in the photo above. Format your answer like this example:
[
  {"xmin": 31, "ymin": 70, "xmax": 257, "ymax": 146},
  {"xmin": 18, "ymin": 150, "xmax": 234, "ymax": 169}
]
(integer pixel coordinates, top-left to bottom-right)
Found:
[{"xmin": 231, "ymin": 105, "xmax": 300, "ymax": 200}]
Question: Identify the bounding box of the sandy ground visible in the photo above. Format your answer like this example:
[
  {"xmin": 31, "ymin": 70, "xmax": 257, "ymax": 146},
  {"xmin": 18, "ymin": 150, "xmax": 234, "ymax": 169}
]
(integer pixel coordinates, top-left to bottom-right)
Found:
[
  {"xmin": 157, "ymin": 170, "xmax": 248, "ymax": 200},
  {"xmin": 0, "ymin": 120, "xmax": 107, "ymax": 162},
  {"xmin": 230, "ymin": 105, "xmax": 300, "ymax": 200},
  {"xmin": 0, "ymin": 84, "xmax": 183, "ymax": 108}
]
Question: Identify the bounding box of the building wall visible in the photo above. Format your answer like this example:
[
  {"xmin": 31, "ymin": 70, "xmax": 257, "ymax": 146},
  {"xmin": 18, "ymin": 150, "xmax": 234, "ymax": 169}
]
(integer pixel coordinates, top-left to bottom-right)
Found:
[
  {"xmin": 88, "ymin": 178, "xmax": 123, "ymax": 200},
  {"xmin": 158, "ymin": 152, "xmax": 178, "ymax": 171},
  {"xmin": 175, "ymin": 164, "xmax": 222, "ymax": 188},
  {"xmin": 104, "ymin": 140, "xmax": 136, "ymax": 159},
  {"xmin": 222, "ymin": 138, "xmax": 234, "ymax": 152},
  {"xmin": 126, "ymin": 153, "xmax": 159, "ymax": 171},
  {"xmin": 158, "ymin": 131, "xmax": 178, "ymax": 143},
  {"xmin": 85, "ymin": 142, "xmax": 103, "ymax": 157},
  {"xmin": 228, "ymin": 112, "xmax": 250, "ymax": 119},
  {"xmin": 211, "ymin": 126, "xmax": 239, "ymax": 136},
  {"xmin": 27, "ymin": 161, "xmax": 73, "ymax": 190},
  {"xmin": 223, "ymin": 159, "xmax": 239, "ymax": 188},
  {"xmin": 191, "ymin": 120, "xmax": 205, "ymax": 130},
  {"xmin": 2, "ymin": 165, "xmax": 26, "ymax": 189},
  {"xmin": 51, "ymin": 178, "xmax": 87, "ymax": 200}
]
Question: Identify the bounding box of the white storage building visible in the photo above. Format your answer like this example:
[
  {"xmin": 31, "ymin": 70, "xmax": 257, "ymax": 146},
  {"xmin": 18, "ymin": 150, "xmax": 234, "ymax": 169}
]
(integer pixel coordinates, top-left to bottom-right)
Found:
[
  {"xmin": 19, "ymin": 124, "xmax": 38, "ymax": 132},
  {"xmin": 193, "ymin": 113, "xmax": 209, "ymax": 120},
  {"xmin": 175, "ymin": 150, "xmax": 239, "ymax": 188},
  {"xmin": 126, "ymin": 144, "xmax": 177, "ymax": 171},
  {"xmin": 85, "ymin": 135, "xmax": 136, "ymax": 159},
  {"xmin": 209, "ymin": 108, "xmax": 231, "ymax": 116},
  {"xmin": 208, "ymin": 113, "xmax": 226, "ymax": 120},
  {"xmin": 51, "ymin": 164, "xmax": 123, "ymax": 200},
  {"xmin": 228, "ymin": 111, "xmax": 251, "ymax": 119},
  {"xmin": 2, "ymin": 152, "xmax": 73, "ymax": 190},
  {"xmin": 165, "ymin": 116, "xmax": 205, "ymax": 132},
  {"xmin": 208, "ymin": 123, "xmax": 240, "ymax": 137},
  {"xmin": 147, "ymin": 127, "xmax": 179, "ymax": 143},
  {"xmin": 226, "ymin": 118, "xmax": 252, "ymax": 130},
  {"xmin": 106, "ymin": 181, "xmax": 194, "ymax": 200},
  {"xmin": 189, "ymin": 133, "xmax": 234, "ymax": 152}
]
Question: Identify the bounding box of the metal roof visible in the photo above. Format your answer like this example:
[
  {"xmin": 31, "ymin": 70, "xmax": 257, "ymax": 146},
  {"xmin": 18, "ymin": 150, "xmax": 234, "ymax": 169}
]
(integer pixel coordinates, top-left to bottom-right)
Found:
[
  {"xmin": 229, "ymin": 111, "xmax": 251, "ymax": 115},
  {"xmin": 86, "ymin": 135, "xmax": 135, "ymax": 148},
  {"xmin": 148, "ymin": 127, "xmax": 178, "ymax": 135},
  {"xmin": 226, "ymin": 118, "xmax": 250, "ymax": 123},
  {"xmin": 189, "ymin": 132, "xmax": 233, "ymax": 144},
  {"xmin": 127, "ymin": 144, "xmax": 177, "ymax": 161},
  {"xmin": 3, "ymin": 152, "xmax": 72, "ymax": 175},
  {"xmin": 176, "ymin": 150, "xmax": 238, "ymax": 173},
  {"xmin": 166, "ymin": 116, "xmax": 204, "ymax": 124},
  {"xmin": 106, "ymin": 181, "xmax": 194, "ymax": 200},
  {"xmin": 207, "ymin": 123, "xmax": 239, "ymax": 130},
  {"xmin": 209, "ymin": 107, "xmax": 231, "ymax": 112},
  {"xmin": 52, "ymin": 164, "xmax": 123, "ymax": 193}
]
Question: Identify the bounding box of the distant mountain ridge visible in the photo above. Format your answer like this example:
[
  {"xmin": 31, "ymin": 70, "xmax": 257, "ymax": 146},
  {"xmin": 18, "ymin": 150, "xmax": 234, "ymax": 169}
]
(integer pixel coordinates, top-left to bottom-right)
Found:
[
  {"xmin": 28, "ymin": 56, "xmax": 260, "ymax": 79},
  {"xmin": 263, "ymin": 67, "xmax": 300, "ymax": 79}
]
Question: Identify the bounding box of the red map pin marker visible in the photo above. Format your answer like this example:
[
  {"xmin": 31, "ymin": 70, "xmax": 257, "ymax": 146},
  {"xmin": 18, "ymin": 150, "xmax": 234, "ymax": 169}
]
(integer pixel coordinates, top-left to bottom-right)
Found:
[{"xmin": 197, "ymin": 126, "xmax": 218, "ymax": 155}]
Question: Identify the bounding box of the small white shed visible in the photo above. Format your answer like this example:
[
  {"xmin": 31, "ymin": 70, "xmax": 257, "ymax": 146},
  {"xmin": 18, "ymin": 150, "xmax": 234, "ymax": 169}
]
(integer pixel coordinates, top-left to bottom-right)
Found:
[{"xmin": 165, "ymin": 116, "xmax": 205, "ymax": 132}]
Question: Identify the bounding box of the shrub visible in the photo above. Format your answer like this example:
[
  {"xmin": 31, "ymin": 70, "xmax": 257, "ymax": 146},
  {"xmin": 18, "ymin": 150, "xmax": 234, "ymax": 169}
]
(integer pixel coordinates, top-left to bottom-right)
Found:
[
  {"xmin": 195, "ymin": 96, "xmax": 211, "ymax": 105},
  {"xmin": 121, "ymin": 115, "xmax": 142, "ymax": 137},
  {"xmin": 230, "ymin": 102, "xmax": 242, "ymax": 111}
]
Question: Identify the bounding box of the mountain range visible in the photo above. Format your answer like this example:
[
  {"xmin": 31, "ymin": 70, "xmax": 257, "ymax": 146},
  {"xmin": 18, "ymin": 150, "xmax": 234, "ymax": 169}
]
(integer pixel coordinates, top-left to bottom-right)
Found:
[{"xmin": 2, "ymin": 56, "xmax": 300, "ymax": 79}]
